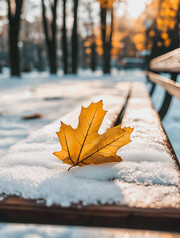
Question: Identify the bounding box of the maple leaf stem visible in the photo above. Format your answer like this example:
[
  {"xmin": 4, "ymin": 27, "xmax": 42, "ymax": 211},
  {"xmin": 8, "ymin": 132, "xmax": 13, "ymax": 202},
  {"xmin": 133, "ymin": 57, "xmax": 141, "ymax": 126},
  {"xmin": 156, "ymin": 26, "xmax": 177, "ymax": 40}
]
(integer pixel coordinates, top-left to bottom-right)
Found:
[
  {"xmin": 67, "ymin": 160, "xmax": 89, "ymax": 170},
  {"xmin": 68, "ymin": 165, "xmax": 76, "ymax": 171},
  {"xmin": 64, "ymin": 131, "xmax": 75, "ymax": 166}
]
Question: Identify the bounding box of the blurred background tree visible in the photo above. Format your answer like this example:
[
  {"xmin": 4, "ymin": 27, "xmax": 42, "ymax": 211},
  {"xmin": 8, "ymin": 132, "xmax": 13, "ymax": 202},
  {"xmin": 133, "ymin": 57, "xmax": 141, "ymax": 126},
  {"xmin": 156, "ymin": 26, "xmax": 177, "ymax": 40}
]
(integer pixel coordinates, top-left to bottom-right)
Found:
[
  {"xmin": 99, "ymin": 0, "xmax": 115, "ymax": 74},
  {"xmin": 7, "ymin": 0, "xmax": 23, "ymax": 76},
  {"xmin": 146, "ymin": 0, "xmax": 180, "ymax": 62},
  {"xmin": 71, "ymin": 0, "xmax": 79, "ymax": 74},
  {"xmin": 0, "ymin": 0, "xmax": 179, "ymax": 77},
  {"xmin": 41, "ymin": 0, "xmax": 58, "ymax": 74},
  {"xmin": 62, "ymin": 0, "xmax": 68, "ymax": 74}
]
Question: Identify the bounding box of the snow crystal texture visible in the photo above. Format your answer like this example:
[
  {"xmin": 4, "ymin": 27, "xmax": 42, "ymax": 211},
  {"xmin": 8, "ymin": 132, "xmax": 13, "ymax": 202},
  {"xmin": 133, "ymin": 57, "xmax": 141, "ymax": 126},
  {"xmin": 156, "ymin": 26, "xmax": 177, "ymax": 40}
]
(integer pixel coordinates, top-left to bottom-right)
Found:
[{"xmin": 0, "ymin": 82, "xmax": 179, "ymax": 209}]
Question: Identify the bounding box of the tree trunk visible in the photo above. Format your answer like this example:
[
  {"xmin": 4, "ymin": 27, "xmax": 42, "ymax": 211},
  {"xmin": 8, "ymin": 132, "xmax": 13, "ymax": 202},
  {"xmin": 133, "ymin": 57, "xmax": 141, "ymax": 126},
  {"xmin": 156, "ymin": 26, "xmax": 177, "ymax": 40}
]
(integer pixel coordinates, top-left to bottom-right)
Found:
[
  {"xmin": 8, "ymin": 0, "xmax": 23, "ymax": 77},
  {"xmin": 88, "ymin": 6, "xmax": 97, "ymax": 72},
  {"xmin": 37, "ymin": 44, "xmax": 44, "ymax": 72},
  {"xmin": 149, "ymin": 0, "xmax": 163, "ymax": 61},
  {"xmin": 178, "ymin": 2, "xmax": 180, "ymax": 47},
  {"xmin": 9, "ymin": 28, "xmax": 20, "ymax": 76},
  {"xmin": 100, "ymin": 7, "xmax": 113, "ymax": 74},
  {"xmin": 171, "ymin": 2, "xmax": 180, "ymax": 49},
  {"xmin": 41, "ymin": 0, "xmax": 57, "ymax": 74},
  {"xmin": 100, "ymin": 7, "xmax": 106, "ymax": 73},
  {"xmin": 71, "ymin": 0, "xmax": 79, "ymax": 74},
  {"xmin": 41, "ymin": 0, "xmax": 50, "ymax": 69},
  {"xmin": 51, "ymin": 0, "xmax": 57, "ymax": 74},
  {"xmin": 90, "ymin": 37, "xmax": 96, "ymax": 71},
  {"xmin": 105, "ymin": 8, "xmax": 113, "ymax": 73},
  {"xmin": 62, "ymin": 0, "xmax": 68, "ymax": 74}
]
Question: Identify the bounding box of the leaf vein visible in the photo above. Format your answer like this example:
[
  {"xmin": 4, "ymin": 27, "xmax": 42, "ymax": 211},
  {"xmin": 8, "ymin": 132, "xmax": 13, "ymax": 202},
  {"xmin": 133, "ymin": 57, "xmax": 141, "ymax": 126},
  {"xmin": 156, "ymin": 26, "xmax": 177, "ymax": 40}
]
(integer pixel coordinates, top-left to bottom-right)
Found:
[
  {"xmin": 64, "ymin": 131, "xmax": 75, "ymax": 165},
  {"xmin": 76, "ymin": 105, "xmax": 99, "ymax": 164},
  {"xmin": 78, "ymin": 132, "xmax": 128, "ymax": 164}
]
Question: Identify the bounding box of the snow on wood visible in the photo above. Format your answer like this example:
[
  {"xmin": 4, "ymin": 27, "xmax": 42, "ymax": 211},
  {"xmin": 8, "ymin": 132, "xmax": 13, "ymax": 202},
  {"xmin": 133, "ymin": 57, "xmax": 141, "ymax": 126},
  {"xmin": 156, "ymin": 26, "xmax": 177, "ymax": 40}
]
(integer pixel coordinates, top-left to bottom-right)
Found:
[
  {"xmin": 0, "ymin": 93, "xmax": 130, "ymax": 205},
  {"xmin": 148, "ymin": 72, "xmax": 180, "ymax": 99},
  {"xmin": 0, "ymin": 82, "xmax": 179, "ymax": 210},
  {"xmin": 119, "ymin": 82, "xmax": 180, "ymax": 208},
  {"xmin": 0, "ymin": 75, "xmax": 131, "ymax": 155},
  {"xmin": 150, "ymin": 48, "xmax": 180, "ymax": 73}
]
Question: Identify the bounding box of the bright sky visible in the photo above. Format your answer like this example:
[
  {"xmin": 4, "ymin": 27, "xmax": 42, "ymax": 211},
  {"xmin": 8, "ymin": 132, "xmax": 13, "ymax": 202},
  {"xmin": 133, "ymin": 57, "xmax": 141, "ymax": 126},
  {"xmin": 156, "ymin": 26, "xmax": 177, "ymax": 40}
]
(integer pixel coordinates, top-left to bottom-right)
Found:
[
  {"xmin": 27, "ymin": 0, "xmax": 151, "ymax": 20},
  {"xmin": 126, "ymin": 0, "xmax": 151, "ymax": 18}
]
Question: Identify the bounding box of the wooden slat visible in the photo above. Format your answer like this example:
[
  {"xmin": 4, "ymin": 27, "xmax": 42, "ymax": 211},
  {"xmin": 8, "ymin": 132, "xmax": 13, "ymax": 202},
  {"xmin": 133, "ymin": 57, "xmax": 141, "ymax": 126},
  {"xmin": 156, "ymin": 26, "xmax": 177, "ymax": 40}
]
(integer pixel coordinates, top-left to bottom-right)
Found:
[
  {"xmin": 150, "ymin": 48, "xmax": 180, "ymax": 73},
  {"xmin": 0, "ymin": 82, "xmax": 179, "ymax": 232},
  {"xmin": 120, "ymin": 82, "xmax": 180, "ymax": 230},
  {"xmin": 0, "ymin": 196, "xmax": 180, "ymax": 232},
  {"xmin": 0, "ymin": 85, "xmax": 131, "ymax": 223},
  {"xmin": 148, "ymin": 72, "xmax": 180, "ymax": 99},
  {"xmin": 122, "ymin": 82, "xmax": 180, "ymax": 168}
]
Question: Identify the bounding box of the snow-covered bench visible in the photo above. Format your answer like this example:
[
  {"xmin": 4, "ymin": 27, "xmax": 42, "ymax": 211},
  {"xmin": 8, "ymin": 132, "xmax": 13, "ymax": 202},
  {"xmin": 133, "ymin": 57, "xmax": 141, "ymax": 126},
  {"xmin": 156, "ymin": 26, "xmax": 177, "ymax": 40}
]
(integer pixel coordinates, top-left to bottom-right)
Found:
[
  {"xmin": 0, "ymin": 82, "xmax": 179, "ymax": 232},
  {"xmin": 147, "ymin": 48, "xmax": 180, "ymax": 120}
]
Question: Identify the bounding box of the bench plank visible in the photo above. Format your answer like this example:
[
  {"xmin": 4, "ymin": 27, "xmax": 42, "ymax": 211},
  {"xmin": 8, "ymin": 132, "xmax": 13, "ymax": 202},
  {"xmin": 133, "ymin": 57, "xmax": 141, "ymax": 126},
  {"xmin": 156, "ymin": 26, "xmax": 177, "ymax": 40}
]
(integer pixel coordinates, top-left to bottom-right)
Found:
[
  {"xmin": 150, "ymin": 48, "xmax": 180, "ymax": 73},
  {"xmin": 0, "ymin": 88, "xmax": 131, "ymax": 215},
  {"xmin": 148, "ymin": 72, "xmax": 180, "ymax": 99},
  {"xmin": 0, "ymin": 82, "xmax": 179, "ymax": 232},
  {"xmin": 0, "ymin": 196, "xmax": 180, "ymax": 232},
  {"xmin": 122, "ymin": 82, "xmax": 180, "ymax": 168},
  {"xmin": 121, "ymin": 82, "xmax": 180, "ymax": 209}
]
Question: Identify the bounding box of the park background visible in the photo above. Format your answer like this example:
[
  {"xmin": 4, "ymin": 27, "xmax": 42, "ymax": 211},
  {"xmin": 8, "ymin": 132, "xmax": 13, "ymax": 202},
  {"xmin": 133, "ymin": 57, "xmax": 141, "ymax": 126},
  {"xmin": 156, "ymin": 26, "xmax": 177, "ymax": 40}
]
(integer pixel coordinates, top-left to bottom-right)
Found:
[
  {"xmin": 0, "ymin": 0, "xmax": 180, "ymax": 237},
  {"xmin": 0, "ymin": 0, "xmax": 179, "ymax": 75}
]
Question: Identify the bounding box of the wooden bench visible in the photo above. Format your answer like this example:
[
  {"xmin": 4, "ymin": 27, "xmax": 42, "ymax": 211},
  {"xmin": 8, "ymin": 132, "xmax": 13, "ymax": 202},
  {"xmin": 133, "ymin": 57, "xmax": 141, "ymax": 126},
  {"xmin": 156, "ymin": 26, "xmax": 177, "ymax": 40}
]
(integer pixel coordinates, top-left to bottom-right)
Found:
[
  {"xmin": 147, "ymin": 48, "xmax": 180, "ymax": 120},
  {"xmin": 0, "ymin": 81, "xmax": 179, "ymax": 232}
]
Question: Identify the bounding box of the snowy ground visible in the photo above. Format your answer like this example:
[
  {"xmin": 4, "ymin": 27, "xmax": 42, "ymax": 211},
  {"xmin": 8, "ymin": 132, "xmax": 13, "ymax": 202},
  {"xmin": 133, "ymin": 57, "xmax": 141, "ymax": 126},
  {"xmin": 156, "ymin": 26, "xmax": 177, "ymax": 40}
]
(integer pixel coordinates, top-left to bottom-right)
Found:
[{"xmin": 0, "ymin": 68, "xmax": 179, "ymax": 237}]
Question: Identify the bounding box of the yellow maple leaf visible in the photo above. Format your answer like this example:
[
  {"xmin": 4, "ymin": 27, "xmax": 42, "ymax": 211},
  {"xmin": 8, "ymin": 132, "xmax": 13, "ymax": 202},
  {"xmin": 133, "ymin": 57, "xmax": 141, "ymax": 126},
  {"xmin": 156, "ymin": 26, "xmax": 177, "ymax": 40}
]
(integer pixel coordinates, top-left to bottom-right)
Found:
[{"xmin": 53, "ymin": 101, "xmax": 133, "ymax": 170}]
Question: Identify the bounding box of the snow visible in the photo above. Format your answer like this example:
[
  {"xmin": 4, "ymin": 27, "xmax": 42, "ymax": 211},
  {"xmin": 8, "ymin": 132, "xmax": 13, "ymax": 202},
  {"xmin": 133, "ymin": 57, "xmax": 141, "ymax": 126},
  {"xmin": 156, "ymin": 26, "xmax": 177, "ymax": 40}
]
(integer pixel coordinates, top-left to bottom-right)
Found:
[
  {"xmin": 0, "ymin": 73, "xmax": 115, "ymax": 155},
  {"xmin": 0, "ymin": 74, "xmax": 179, "ymax": 208},
  {"xmin": 0, "ymin": 69, "xmax": 142, "ymax": 156},
  {"xmin": 0, "ymin": 69, "xmax": 180, "ymax": 236},
  {"xmin": 0, "ymin": 224, "xmax": 178, "ymax": 238}
]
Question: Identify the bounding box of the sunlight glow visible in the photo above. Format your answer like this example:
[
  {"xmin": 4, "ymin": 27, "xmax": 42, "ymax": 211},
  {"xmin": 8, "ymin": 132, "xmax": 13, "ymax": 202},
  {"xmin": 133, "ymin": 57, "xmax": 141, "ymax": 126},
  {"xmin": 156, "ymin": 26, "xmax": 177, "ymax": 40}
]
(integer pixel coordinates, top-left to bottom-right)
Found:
[{"xmin": 127, "ymin": 0, "xmax": 151, "ymax": 18}]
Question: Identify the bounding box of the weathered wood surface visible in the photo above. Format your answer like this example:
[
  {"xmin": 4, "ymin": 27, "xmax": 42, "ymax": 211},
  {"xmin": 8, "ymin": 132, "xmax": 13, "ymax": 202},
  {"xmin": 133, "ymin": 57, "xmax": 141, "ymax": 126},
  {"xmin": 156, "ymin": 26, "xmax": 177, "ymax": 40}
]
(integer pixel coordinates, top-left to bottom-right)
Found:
[
  {"xmin": 148, "ymin": 72, "xmax": 180, "ymax": 99},
  {"xmin": 0, "ymin": 82, "xmax": 179, "ymax": 232},
  {"xmin": 0, "ymin": 196, "xmax": 180, "ymax": 232},
  {"xmin": 150, "ymin": 48, "xmax": 180, "ymax": 73}
]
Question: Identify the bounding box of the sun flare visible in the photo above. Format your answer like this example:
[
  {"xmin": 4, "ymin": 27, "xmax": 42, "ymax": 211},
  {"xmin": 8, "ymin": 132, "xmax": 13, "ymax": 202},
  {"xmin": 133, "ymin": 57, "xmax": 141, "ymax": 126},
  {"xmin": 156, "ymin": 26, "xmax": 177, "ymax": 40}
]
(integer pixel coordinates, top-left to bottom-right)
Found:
[{"xmin": 127, "ymin": 0, "xmax": 151, "ymax": 18}]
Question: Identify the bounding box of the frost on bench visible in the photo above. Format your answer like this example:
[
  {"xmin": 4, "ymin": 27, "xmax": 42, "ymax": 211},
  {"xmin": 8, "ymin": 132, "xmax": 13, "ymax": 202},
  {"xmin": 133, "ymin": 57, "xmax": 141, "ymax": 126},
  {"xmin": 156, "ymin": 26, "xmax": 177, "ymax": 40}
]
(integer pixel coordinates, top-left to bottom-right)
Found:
[
  {"xmin": 0, "ymin": 86, "xmax": 179, "ymax": 210},
  {"xmin": 120, "ymin": 82, "xmax": 180, "ymax": 208},
  {"xmin": 150, "ymin": 48, "xmax": 180, "ymax": 73}
]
